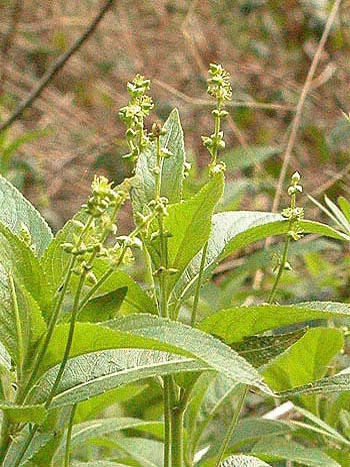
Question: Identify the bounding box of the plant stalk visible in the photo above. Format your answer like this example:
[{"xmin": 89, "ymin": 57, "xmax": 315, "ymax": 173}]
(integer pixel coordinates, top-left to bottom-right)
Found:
[
  {"xmin": 191, "ymin": 242, "xmax": 208, "ymax": 327},
  {"xmin": 214, "ymin": 385, "xmax": 248, "ymax": 467},
  {"xmin": 64, "ymin": 404, "xmax": 77, "ymax": 467},
  {"xmin": 17, "ymin": 216, "xmax": 94, "ymax": 404},
  {"xmin": 171, "ymin": 405, "xmax": 184, "ymax": 467}
]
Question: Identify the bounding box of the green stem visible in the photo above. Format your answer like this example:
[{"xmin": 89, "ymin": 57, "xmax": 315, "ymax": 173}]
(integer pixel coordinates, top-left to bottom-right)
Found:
[
  {"xmin": 77, "ymin": 214, "xmax": 156, "ymax": 316},
  {"xmin": 142, "ymin": 236, "xmax": 158, "ymax": 304},
  {"xmin": 45, "ymin": 273, "xmax": 86, "ymax": 407},
  {"xmin": 0, "ymin": 378, "xmax": 10, "ymax": 460},
  {"xmin": 191, "ymin": 242, "xmax": 208, "ymax": 327},
  {"xmin": 17, "ymin": 216, "xmax": 94, "ymax": 404},
  {"xmin": 10, "ymin": 274, "xmax": 87, "ymax": 467},
  {"xmin": 155, "ymin": 135, "xmax": 162, "ymax": 201},
  {"xmin": 163, "ymin": 377, "xmax": 172, "ymax": 467},
  {"xmin": 268, "ymin": 219, "xmax": 292, "ymax": 304},
  {"xmin": 9, "ymin": 274, "xmax": 24, "ymax": 382},
  {"xmin": 64, "ymin": 405, "xmax": 77, "ymax": 467},
  {"xmin": 214, "ymin": 385, "xmax": 248, "ymax": 467},
  {"xmin": 171, "ymin": 405, "xmax": 184, "ymax": 467}
]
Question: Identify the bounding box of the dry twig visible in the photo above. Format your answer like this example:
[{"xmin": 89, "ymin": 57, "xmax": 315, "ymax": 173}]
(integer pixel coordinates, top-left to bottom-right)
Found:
[
  {"xmin": 271, "ymin": 0, "xmax": 342, "ymax": 214},
  {"xmin": 0, "ymin": 0, "xmax": 115, "ymax": 133}
]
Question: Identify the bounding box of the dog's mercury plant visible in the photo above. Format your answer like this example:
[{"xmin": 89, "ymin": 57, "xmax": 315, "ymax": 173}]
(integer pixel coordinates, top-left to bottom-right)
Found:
[
  {"xmin": 0, "ymin": 65, "xmax": 350, "ymax": 467},
  {"xmin": 268, "ymin": 171, "xmax": 304, "ymax": 303},
  {"xmin": 202, "ymin": 63, "xmax": 232, "ymax": 172},
  {"xmin": 119, "ymin": 74, "xmax": 154, "ymax": 162}
]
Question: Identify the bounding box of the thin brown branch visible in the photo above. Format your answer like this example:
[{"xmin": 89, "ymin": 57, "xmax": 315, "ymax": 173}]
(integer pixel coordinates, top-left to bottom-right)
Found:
[
  {"xmin": 271, "ymin": 0, "xmax": 342, "ymax": 214},
  {"xmin": 0, "ymin": 0, "xmax": 115, "ymax": 133}
]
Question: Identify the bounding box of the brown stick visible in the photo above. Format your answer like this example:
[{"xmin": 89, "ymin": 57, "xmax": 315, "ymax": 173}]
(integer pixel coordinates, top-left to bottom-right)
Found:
[
  {"xmin": 0, "ymin": 0, "xmax": 115, "ymax": 133},
  {"xmin": 271, "ymin": 0, "xmax": 342, "ymax": 213}
]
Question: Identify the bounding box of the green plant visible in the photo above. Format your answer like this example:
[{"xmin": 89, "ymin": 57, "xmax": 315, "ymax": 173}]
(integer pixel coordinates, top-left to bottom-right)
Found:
[
  {"xmin": 0, "ymin": 66, "xmax": 350, "ymax": 467},
  {"xmin": 0, "ymin": 123, "xmax": 49, "ymax": 189}
]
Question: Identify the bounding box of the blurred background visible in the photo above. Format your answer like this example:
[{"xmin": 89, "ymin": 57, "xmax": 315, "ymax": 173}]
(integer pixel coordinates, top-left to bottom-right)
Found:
[{"xmin": 1, "ymin": 0, "xmax": 350, "ymax": 304}]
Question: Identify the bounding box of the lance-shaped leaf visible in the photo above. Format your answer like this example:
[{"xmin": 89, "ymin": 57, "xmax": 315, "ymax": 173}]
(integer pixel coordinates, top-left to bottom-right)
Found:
[
  {"xmin": 0, "ymin": 223, "xmax": 51, "ymax": 310},
  {"xmin": 187, "ymin": 374, "xmax": 240, "ymax": 459},
  {"xmin": 232, "ymin": 328, "xmax": 307, "ymax": 368},
  {"xmin": 250, "ymin": 439, "xmax": 341, "ymax": 467},
  {"xmin": 0, "ymin": 174, "xmax": 52, "ymax": 256},
  {"xmin": 109, "ymin": 437, "xmax": 164, "ymax": 467},
  {"xmin": 263, "ymin": 328, "xmax": 343, "ymax": 392},
  {"xmin": 42, "ymin": 218, "xmax": 156, "ymax": 314},
  {"xmin": 2, "ymin": 429, "xmax": 61, "ymax": 467},
  {"xmin": 171, "ymin": 212, "xmax": 350, "ymax": 303},
  {"xmin": 132, "ymin": 108, "xmax": 186, "ymax": 215},
  {"xmin": 55, "ymin": 417, "xmax": 163, "ymax": 460},
  {"xmin": 88, "ymin": 260, "xmax": 157, "ymax": 315},
  {"xmin": 42, "ymin": 315, "xmax": 270, "ymax": 394},
  {"xmin": 0, "ymin": 265, "xmax": 46, "ymax": 366},
  {"xmin": 148, "ymin": 171, "xmax": 224, "ymax": 288},
  {"xmin": 107, "ymin": 314, "xmax": 272, "ymax": 393},
  {"xmin": 29, "ymin": 349, "xmax": 208, "ymax": 408},
  {"xmin": 78, "ymin": 288, "xmax": 128, "ymax": 322},
  {"xmin": 199, "ymin": 301, "xmax": 350, "ymax": 344},
  {"xmin": 279, "ymin": 371, "xmax": 350, "ymax": 398},
  {"xmin": 0, "ymin": 341, "xmax": 11, "ymax": 371},
  {"xmin": 219, "ymin": 455, "xmax": 272, "ymax": 467},
  {"xmin": 74, "ymin": 384, "xmax": 147, "ymax": 423},
  {"xmin": 0, "ymin": 400, "xmax": 47, "ymax": 424},
  {"xmin": 72, "ymin": 463, "xmax": 131, "ymax": 467}
]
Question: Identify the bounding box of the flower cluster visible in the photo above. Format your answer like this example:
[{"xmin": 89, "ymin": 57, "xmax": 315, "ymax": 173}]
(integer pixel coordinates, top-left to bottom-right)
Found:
[
  {"xmin": 207, "ymin": 63, "xmax": 232, "ymax": 103},
  {"xmin": 61, "ymin": 176, "xmax": 131, "ymax": 281},
  {"xmin": 119, "ymin": 75, "xmax": 154, "ymax": 162},
  {"xmin": 202, "ymin": 64, "xmax": 232, "ymax": 171},
  {"xmin": 282, "ymin": 171, "xmax": 304, "ymax": 241}
]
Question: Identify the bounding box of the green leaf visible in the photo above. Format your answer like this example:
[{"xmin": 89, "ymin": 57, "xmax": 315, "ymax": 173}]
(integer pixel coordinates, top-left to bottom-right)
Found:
[
  {"xmin": 218, "ymin": 455, "xmax": 272, "ymax": 467},
  {"xmin": 293, "ymin": 406, "xmax": 350, "ymax": 447},
  {"xmin": 55, "ymin": 417, "xmax": 163, "ymax": 460},
  {"xmin": 279, "ymin": 371, "xmax": 350, "ymax": 398},
  {"xmin": 250, "ymin": 439, "xmax": 341, "ymax": 467},
  {"xmin": 30, "ymin": 349, "xmax": 207, "ymax": 408},
  {"xmin": 222, "ymin": 145, "xmax": 280, "ymax": 171},
  {"xmin": 74, "ymin": 384, "xmax": 147, "ymax": 423},
  {"xmin": 132, "ymin": 108, "xmax": 186, "ymax": 215},
  {"xmin": 78, "ymin": 288, "xmax": 128, "ymax": 322},
  {"xmin": 229, "ymin": 418, "xmax": 294, "ymax": 449},
  {"xmin": 111, "ymin": 437, "xmax": 164, "ymax": 467},
  {"xmin": 325, "ymin": 449, "xmax": 350, "ymax": 467},
  {"xmin": 263, "ymin": 328, "xmax": 344, "ymax": 391},
  {"xmin": 107, "ymin": 314, "xmax": 272, "ymax": 393},
  {"xmin": 2, "ymin": 430, "xmax": 60, "ymax": 467},
  {"xmin": 42, "ymin": 219, "xmax": 156, "ymax": 313},
  {"xmin": 199, "ymin": 301, "xmax": 350, "ymax": 344},
  {"xmin": 149, "ymin": 170, "xmax": 224, "ymax": 288},
  {"xmin": 0, "ymin": 400, "xmax": 47, "ymax": 424},
  {"xmin": 0, "ymin": 341, "xmax": 11, "ymax": 371},
  {"xmin": 41, "ymin": 315, "xmax": 270, "ymax": 394},
  {"xmin": 71, "ymin": 463, "xmax": 130, "ymax": 467},
  {"xmin": 172, "ymin": 211, "xmax": 349, "ymax": 303},
  {"xmin": 0, "ymin": 222, "xmax": 52, "ymax": 320},
  {"xmin": 263, "ymin": 328, "xmax": 343, "ymax": 411},
  {"xmin": 0, "ymin": 233, "xmax": 47, "ymax": 363},
  {"xmin": 0, "ymin": 174, "xmax": 52, "ymax": 256},
  {"xmin": 232, "ymin": 328, "xmax": 307, "ymax": 368},
  {"xmin": 88, "ymin": 260, "xmax": 157, "ymax": 315},
  {"xmin": 338, "ymin": 196, "xmax": 350, "ymax": 223},
  {"xmin": 187, "ymin": 374, "xmax": 240, "ymax": 459}
]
